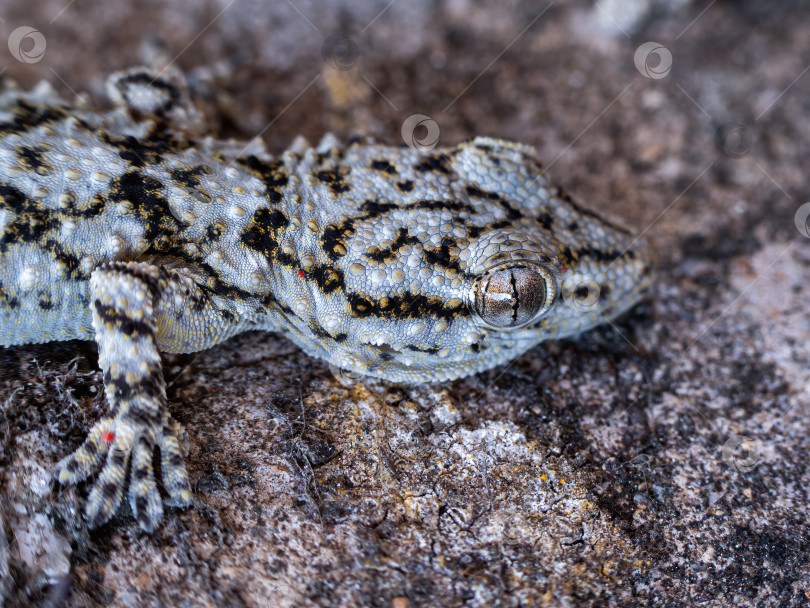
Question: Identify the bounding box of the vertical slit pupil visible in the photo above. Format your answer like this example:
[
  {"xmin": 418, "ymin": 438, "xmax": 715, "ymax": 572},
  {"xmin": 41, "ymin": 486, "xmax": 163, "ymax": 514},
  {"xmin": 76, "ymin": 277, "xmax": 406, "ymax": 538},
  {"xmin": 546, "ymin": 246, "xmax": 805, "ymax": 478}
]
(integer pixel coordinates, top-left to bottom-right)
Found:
[{"xmin": 475, "ymin": 265, "xmax": 550, "ymax": 327}]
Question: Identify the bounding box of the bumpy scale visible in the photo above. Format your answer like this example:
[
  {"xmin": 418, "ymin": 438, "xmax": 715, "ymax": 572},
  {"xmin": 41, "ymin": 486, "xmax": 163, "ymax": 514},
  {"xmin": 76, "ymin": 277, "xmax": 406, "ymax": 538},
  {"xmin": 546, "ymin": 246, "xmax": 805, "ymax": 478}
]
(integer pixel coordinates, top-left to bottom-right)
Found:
[{"xmin": 0, "ymin": 68, "xmax": 653, "ymax": 530}]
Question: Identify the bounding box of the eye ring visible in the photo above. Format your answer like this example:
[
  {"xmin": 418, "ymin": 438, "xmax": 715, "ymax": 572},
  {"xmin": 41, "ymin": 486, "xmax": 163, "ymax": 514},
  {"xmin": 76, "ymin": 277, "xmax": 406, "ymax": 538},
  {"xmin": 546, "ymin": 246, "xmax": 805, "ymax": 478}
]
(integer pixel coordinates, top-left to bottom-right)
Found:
[{"xmin": 470, "ymin": 261, "xmax": 556, "ymax": 330}]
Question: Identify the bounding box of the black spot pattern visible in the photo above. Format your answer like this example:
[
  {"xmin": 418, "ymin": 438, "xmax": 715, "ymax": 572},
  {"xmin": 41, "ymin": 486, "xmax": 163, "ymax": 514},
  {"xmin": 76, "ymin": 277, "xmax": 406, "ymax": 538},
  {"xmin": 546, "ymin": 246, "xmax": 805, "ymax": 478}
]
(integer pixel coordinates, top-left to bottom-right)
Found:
[
  {"xmin": 16, "ymin": 145, "xmax": 52, "ymax": 175},
  {"xmin": 316, "ymin": 168, "xmax": 351, "ymax": 194},
  {"xmin": 240, "ymin": 208, "xmax": 290, "ymax": 261},
  {"xmin": 237, "ymin": 155, "xmax": 289, "ymax": 204},
  {"xmin": 108, "ymin": 171, "xmax": 182, "ymax": 242},
  {"xmin": 348, "ymin": 291, "xmax": 466, "ymax": 321}
]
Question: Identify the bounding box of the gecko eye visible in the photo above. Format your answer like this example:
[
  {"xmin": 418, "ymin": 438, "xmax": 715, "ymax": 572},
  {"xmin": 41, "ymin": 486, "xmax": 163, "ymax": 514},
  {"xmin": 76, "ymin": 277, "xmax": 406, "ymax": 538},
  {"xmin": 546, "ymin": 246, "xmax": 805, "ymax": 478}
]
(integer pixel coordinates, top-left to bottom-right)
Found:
[{"xmin": 473, "ymin": 263, "xmax": 556, "ymax": 328}]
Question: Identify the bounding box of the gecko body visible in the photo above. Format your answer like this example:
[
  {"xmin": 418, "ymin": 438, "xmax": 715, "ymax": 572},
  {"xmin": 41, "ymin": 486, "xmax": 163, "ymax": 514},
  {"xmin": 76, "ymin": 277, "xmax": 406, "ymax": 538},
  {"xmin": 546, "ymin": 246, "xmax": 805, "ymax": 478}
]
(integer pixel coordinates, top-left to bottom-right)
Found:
[{"xmin": 0, "ymin": 68, "xmax": 653, "ymax": 530}]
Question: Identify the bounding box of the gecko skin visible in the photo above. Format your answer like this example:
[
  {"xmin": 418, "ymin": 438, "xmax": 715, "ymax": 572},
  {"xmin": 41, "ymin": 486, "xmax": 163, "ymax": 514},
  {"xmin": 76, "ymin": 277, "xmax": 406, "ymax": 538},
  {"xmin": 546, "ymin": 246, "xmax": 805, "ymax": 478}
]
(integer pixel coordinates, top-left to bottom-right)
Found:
[{"xmin": 0, "ymin": 68, "xmax": 653, "ymax": 531}]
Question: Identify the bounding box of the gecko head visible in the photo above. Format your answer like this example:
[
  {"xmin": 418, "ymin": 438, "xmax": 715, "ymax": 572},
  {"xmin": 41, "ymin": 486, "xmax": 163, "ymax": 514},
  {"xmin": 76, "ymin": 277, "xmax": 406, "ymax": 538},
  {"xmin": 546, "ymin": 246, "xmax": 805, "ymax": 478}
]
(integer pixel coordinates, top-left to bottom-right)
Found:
[{"xmin": 315, "ymin": 137, "xmax": 654, "ymax": 383}]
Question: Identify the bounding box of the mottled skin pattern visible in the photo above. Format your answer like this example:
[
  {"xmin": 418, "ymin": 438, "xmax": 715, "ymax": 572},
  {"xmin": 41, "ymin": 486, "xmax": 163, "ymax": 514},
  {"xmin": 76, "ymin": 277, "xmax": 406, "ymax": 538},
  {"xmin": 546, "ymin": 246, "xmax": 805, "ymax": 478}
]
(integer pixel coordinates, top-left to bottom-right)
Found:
[{"xmin": 0, "ymin": 68, "xmax": 653, "ymax": 531}]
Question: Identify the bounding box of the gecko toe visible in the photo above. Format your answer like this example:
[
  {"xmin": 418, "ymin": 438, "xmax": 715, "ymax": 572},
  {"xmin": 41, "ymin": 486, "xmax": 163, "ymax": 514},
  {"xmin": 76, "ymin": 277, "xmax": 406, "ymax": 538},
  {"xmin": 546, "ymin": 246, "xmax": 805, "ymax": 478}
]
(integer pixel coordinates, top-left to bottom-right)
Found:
[
  {"xmin": 84, "ymin": 446, "xmax": 128, "ymax": 528},
  {"xmin": 128, "ymin": 437, "xmax": 164, "ymax": 532},
  {"xmin": 160, "ymin": 418, "xmax": 192, "ymax": 507},
  {"xmin": 54, "ymin": 416, "xmax": 114, "ymax": 484}
]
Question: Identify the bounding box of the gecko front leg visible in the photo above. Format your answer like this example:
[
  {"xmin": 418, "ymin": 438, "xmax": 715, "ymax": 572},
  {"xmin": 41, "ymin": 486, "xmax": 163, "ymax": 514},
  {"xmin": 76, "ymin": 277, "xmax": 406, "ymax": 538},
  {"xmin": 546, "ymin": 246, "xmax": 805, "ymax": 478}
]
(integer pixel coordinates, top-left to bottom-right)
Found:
[{"xmin": 55, "ymin": 262, "xmax": 194, "ymax": 531}]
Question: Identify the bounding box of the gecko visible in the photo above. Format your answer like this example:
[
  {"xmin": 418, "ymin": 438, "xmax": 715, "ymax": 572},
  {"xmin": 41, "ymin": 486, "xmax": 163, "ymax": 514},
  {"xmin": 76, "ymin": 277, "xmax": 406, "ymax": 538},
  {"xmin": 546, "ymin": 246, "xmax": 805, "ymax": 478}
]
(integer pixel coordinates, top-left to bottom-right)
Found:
[{"xmin": 0, "ymin": 67, "xmax": 654, "ymax": 531}]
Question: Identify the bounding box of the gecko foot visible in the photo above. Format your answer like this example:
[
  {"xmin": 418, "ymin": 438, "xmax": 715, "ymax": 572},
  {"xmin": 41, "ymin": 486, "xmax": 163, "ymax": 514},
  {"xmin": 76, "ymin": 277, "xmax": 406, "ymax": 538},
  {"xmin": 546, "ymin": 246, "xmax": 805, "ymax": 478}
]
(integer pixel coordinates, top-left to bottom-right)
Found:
[{"xmin": 55, "ymin": 411, "xmax": 191, "ymax": 531}]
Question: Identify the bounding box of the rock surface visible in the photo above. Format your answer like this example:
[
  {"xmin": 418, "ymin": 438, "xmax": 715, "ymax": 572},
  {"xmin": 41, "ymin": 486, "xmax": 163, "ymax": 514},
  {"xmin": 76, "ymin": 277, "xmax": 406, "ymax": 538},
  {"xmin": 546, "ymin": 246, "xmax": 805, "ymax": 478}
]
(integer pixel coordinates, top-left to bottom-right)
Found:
[{"xmin": 1, "ymin": 0, "xmax": 809, "ymax": 606}]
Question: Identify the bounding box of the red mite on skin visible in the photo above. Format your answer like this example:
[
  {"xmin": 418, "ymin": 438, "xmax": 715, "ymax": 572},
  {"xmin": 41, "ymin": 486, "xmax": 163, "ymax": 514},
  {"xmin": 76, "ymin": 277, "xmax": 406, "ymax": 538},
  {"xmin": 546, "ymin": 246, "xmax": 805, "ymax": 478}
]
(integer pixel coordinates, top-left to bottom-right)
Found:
[{"xmin": 0, "ymin": 67, "xmax": 653, "ymax": 532}]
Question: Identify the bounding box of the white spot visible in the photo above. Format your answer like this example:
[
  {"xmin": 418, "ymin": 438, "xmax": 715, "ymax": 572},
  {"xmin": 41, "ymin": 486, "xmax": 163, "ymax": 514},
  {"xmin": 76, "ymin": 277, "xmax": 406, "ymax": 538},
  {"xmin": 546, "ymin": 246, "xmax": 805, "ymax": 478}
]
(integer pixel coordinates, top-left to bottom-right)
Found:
[
  {"xmin": 248, "ymin": 271, "xmax": 264, "ymax": 290},
  {"xmin": 107, "ymin": 235, "xmax": 123, "ymax": 253},
  {"xmin": 322, "ymin": 313, "xmax": 342, "ymax": 331},
  {"xmin": 80, "ymin": 257, "xmax": 95, "ymax": 274},
  {"xmin": 19, "ymin": 266, "xmax": 38, "ymax": 289},
  {"xmin": 291, "ymin": 295, "xmax": 310, "ymax": 316},
  {"xmin": 408, "ymin": 322, "xmax": 425, "ymax": 336},
  {"xmin": 371, "ymin": 269, "xmax": 386, "ymax": 284},
  {"xmin": 61, "ymin": 219, "xmax": 77, "ymax": 237},
  {"xmin": 369, "ymin": 330, "xmax": 395, "ymax": 346},
  {"xmin": 332, "ymin": 350, "xmax": 368, "ymax": 373}
]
